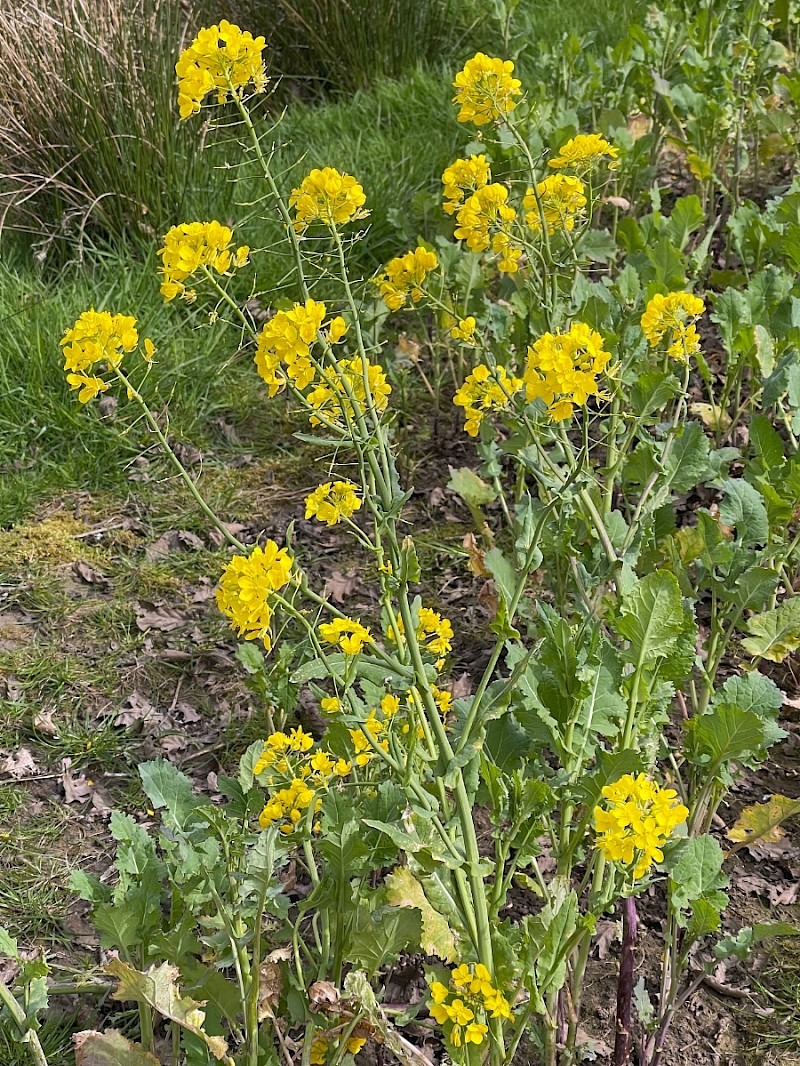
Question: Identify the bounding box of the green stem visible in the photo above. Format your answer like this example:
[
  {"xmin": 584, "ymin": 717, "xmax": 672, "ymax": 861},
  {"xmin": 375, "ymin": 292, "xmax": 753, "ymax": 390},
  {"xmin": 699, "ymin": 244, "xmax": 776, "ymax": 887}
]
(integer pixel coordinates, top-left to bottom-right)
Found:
[{"xmin": 0, "ymin": 980, "xmax": 50, "ymax": 1066}]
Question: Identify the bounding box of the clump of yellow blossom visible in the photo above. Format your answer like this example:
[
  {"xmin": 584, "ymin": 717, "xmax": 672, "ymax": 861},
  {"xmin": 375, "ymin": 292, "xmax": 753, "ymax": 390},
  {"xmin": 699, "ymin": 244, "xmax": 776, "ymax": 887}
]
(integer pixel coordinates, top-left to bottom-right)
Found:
[
  {"xmin": 158, "ymin": 221, "xmax": 248, "ymax": 302},
  {"xmin": 175, "ymin": 20, "xmax": 267, "ymax": 120},
  {"xmin": 548, "ymin": 133, "xmax": 619, "ymax": 171},
  {"xmin": 215, "ymin": 541, "xmax": 292, "ymax": 649},
  {"xmin": 429, "ymin": 962, "xmax": 512, "ymax": 1048},
  {"xmin": 594, "ymin": 773, "xmax": 688, "ymax": 879},
  {"xmin": 305, "ymin": 481, "xmax": 362, "ymax": 525},
  {"xmin": 306, "ymin": 356, "xmax": 391, "ymax": 428},
  {"xmin": 60, "ymin": 310, "xmax": 154, "ymax": 403},
  {"xmin": 310, "ymin": 1032, "xmax": 367, "ymax": 1064},
  {"xmin": 453, "ymin": 53, "xmax": 522, "ymax": 126},
  {"xmin": 289, "ymin": 168, "xmax": 367, "ymax": 232},
  {"xmin": 640, "ymin": 291, "xmax": 706, "ymax": 364},
  {"xmin": 450, "ymin": 316, "xmax": 477, "ymax": 343},
  {"xmin": 442, "ymin": 155, "xmax": 492, "ymax": 214},
  {"xmin": 454, "ymin": 184, "xmax": 522, "ymax": 272},
  {"xmin": 375, "ymin": 247, "xmax": 438, "ymax": 311},
  {"xmin": 454, "ymin": 364, "xmax": 523, "ymax": 436},
  {"xmin": 254, "ymin": 299, "xmax": 347, "ymax": 396},
  {"xmin": 254, "ymin": 726, "xmax": 350, "ymax": 834},
  {"xmin": 388, "ymin": 608, "xmax": 454, "ymax": 667},
  {"xmin": 524, "ymin": 175, "xmax": 587, "ymax": 235},
  {"xmin": 523, "ymin": 323, "xmax": 611, "ymax": 422},
  {"xmin": 319, "ymin": 617, "xmax": 373, "ymax": 656}
]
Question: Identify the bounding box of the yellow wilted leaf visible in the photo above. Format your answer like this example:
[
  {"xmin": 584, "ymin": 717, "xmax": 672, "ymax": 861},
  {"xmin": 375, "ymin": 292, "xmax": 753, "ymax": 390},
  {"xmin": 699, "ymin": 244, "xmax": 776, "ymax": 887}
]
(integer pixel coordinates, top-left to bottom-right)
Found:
[
  {"xmin": 689, "ymin": 403, "xmax": 732, "ymax": 432},
  {"xmin": 385, "ymin": 866, "xmax": 458, "ymax": 962},
  {"xmin": 727, "ymin": 795, "xmax": 800, "ymax": 846}
]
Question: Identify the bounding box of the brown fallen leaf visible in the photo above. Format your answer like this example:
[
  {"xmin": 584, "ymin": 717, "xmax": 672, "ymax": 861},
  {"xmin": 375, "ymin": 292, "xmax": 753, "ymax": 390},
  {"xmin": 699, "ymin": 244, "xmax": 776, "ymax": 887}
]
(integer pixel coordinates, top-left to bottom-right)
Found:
[
  {"xmin": 594, "ymin": 919, "xmax": 618, "ymax": 961},
  {"xmin": 33, "ymin": 708, "xmax": 59, "ymax": 736},
  {"xmin": 135, "ymin": 603, "xmax": 189, "ymax": 633},
  {"xmin": 0, "ymin": 675, "xmax": 22, "ymax": 702},
  {"xmin": 144, "ymin": 529, "xmax": 205, "ymax": 563},
  {"xmin": 61, "ymin": 757, "xmax": 93, "ymax": 803},
  {"xmin": 324, "ymin": 570, "xmax": 360, "ymax": 603},
  {"xmin": 449, "ymin": 673, "xmax": 473, "ymax": 700},
  {"xmin": 463, "ymin": 532, "xmax": 490, "ymax": 577},
  {"xmin": 1, "ymin": 747, "xmax": 38, "ymax": 778},
  {"xmin": 72, "ymin": 560, "xmax": 110, "ymax": 586},
  {"xmin": 308, "ymin": 980, "xmax": 340, "ymax": 1012},
  {"xmin": 116, "ymin": 691, "xmax": 157, "ymax": 727}
]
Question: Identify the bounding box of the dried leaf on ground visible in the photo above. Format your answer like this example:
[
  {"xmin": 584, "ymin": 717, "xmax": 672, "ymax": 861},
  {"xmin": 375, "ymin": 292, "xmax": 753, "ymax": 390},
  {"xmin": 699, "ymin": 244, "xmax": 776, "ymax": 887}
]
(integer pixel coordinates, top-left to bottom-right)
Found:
[
  {"xmin": 74, "ymin": 1028, "xmax": 159, "ymax": 1066},
  {"xmin": 324, "ymin": 570, "xmax": 360, "ymax": 603},
  {"xmin": 1, "ymin": 747, "xmax": 38, "ymax": 777},
  {"xmin": 72, "ymin": 560, "xmax": 110, "ymax": 585},
  {"xmin": 116, "ymin": 690, "xmax": 156, "ymax": 726},
  {"xmin": 135, "ymin": 603, "xmax": 190, "ymax": 632},
  {"xmin": 61, "ymin": 758, "xmax": 93, "ymax": 803},
  {"xmin": 144, "ymin": 529, "xmax": 204, "ymax": 562}
]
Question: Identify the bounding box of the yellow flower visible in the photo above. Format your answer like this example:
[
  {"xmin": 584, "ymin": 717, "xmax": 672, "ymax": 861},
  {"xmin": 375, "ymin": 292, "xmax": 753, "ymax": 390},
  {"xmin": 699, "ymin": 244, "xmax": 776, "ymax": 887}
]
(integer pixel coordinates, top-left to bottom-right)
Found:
[
  {"xmin": 454, "ymin": 183, "xmax": 516, "ymax": 252},
  {"xmin": 430, "ymin": 981, "xmax": 450, "ymax": 1004},
  {"xmin": 594, "ymin": 773, "xmax": 688, "ymax": 879},
  {"xmin": 346, "ymin": 1035, "xmax": 366, "ymax": 1055},
  {"xmin": 524, "ymin": 175, "xmax": 587, "ymax": 235},
  {"xmin": 254, "ymin": 299, "xmax": 333, "ymax": 395},
  {"xmin": 320, "ymin": 696, "xmax": 341, "ymax": 714},
  {"xmin": 450, "ymin": 317, "xmax": 477, "ymax": 342},
  {"xmin": 158, "ymin": 221, "xmax": 242, "ymax": 302},
  {"xmin": 640, "ymin": 292, "xmax": 706, "ymax": 364},
  {"xmin": 453, "ymin": 363, "xmax": 522, "ymax": 436},
  {"xmin": 176, "ymin": 20, "xmax": 266, "ymax": 120},
  {"xmin": 310, "ymin": 1038, "xmax": 328, "ymax": 1065},
  {"xmin": 523, "ymin": 323, "xmax": 610, "ymax": 422},
  {"xmin": 66, "ymin": 373, "xmax": 110, "ymax": 404},
  {"xmin": 451, "ymin": 964, "xmax": 472, "ymax": 988},
  {"xmin": 453, "ymin": 52, "xmax": 522, "ymax": 125},
  {"xmin": 289, "ymin": 167, "xmax": 367, "ymax": 231},
  {"xmin": 430, "ymin": 1002, "xmax": 450, "ymax": 1025},
  {"xmin": 215, "ymin": 541, "xmax": 293, "ymax": 649},
  {"xmin": 60, "ymin": 309, "xmax": 139, "ymax": 373},
  {"xmin": 375, "ymin": 247, "xmax": 438, "ymax": 311},
  {"xmin": 465, "ymin": 1023, "xmax": 488, "ymax": 1045},
  {"xmin": 442, "ymin": 155, "xmax": 492, "ymax": 214},
  {"xmin": 548, "ymin": 133, "xmax": 619, "ymax": 171},
  {"xmin": 319, "ymin": 617, "xmax": 373, "ymax": 656},
  {"xmin": 305, "ymin": 481, "xmax": 362, "ymax": 526},
  {"xmin": 306, "ymin": 356, "xmax": 391, "ymax": 428}
]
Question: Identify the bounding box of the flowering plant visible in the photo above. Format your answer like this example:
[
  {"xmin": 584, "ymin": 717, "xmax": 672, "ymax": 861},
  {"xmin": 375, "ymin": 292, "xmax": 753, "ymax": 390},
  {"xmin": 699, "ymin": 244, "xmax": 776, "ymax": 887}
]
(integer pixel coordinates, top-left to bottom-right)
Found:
[{"xmin": 51, "ymin": 22, "xmax": 799, "ymax": 1066}]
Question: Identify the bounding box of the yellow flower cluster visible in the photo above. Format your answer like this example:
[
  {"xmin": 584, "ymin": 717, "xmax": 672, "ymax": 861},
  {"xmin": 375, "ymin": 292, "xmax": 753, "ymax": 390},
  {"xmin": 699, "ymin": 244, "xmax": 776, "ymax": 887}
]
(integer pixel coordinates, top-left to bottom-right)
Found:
[
  {"xmin": 60, "ymin": 310, "xmax": 154, "ymax": 403},
  {"xmin": 429, "ymin": 963, "xmax": 512, "ymax": 1048},
  {"xmin": 454, "ymin": 184, "xmax": 521, "ymax": 272},
  {"xmin": 449, "ymin": 316, "xmax": 477, "ymax": 342},
  {"xmin": 319, "ymin": 617, "xmax": 373, "ymax": 655},
  {"xmin": 215, "ymin": 541, "xmax": 293, "ymax": 649},
  {"xmin": 254, "ymin": 299, "xmax": 347, "ymax": 396},
  {"xmin": 158, "ymin": 221, "xmax": 248, "ymax": 302},
  {"xmin": 175, "ymin": 20, "xmax": 266, "ymax": 121},
  {"xmin": 289, "ymin": 168, "xmax": 367, "ymax": 232},
  {"xmin": 524, "ymin": 175, "xmax": 587, "ymax": 235},
  {"xmin": 594, "ymin": 773, "xmax": 688, "ymax": 879},
  {"xmin": 454, "ymin": 364, "xmax": 522, "ymax": 436},
  {"xmin": 306, "ymin": 356, "xmax": 391, "ymax": 428},
  {"xmin": 524, "ymin": 323, "xmax": 611, "ymax": 421},
  {"xmin": 388, "ymin": 608, "xmax": 454, "ymax": 666},
  {"xmin": 375, "ymin": 247, "xmax": 438, "ymax": 311},
  {"xmin": 548, "ymin": 133, "xmax": 619, "ymax": 171},
  {"xmin": 452, "ymin": 52, "xmax": 522, "ymax": 126},
  {"xmin": 305, "ymin": 481, "xmax": 362, "ymax": 525},
  {"xmin": 254, "ymin": 726, "xmax": 350, "ymax": 835},
  {"xmin": 442, "ymin": 155, "xmax": 491, "ymax": 215},
  {"xmin": 310, "ymin": 1033, "xmax": 366, "ymax": 1065},
  {"xmin": 640, "ymin": 291, "xmax": 706, "ymax": 364}
]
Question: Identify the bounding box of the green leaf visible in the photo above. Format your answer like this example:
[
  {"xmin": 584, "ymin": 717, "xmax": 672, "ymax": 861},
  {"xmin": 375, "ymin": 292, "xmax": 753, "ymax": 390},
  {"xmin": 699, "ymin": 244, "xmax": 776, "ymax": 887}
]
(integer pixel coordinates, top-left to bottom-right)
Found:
[
  {"xmin": 235, "ymin": 642, "xmax": 266, "ymax": 675},
  {"xmin": 719, "ymin": 479, "xmax": 769, "ymax": 546},
  {"xmin": 574, "ymin": 749, "xmax": 642, "ymax": 808},
  {"xmin": 446, "ymin": 467, "xmax": 496, "ymax": 508},
  {"xmin": 667, "ymin": 836, "xmax": 729, "ymax": 926},
  {"xmin": 74, "ymin": 1029, "xmax": 160, "ymax": 1066},
  {"xmin": 347, "ymin": 904, "xmax": 421, "ymax": 975},
  {"xmin": 614, "ymin": 571, "xmax": 686, "ymax": 665},
  {"xmin": 730, "ymin": 567, "xmax": 779, "ymax": 612},
  {"xmin": 741, "ymin": 597, "xmax": 800, "ymax": 662},
  {"xmin": 385, "ymin": 867, "xmax": 458, "ymax": 962},
  {"xmin": 139, "ymin": 760, "xmax": 198, "ymax": 830},
  {"xmin": 664, "ymin": 421, "xmax": 710, "ymax": 492},
  {"xmin": 715, "ymin": 922, "xmax": 800, "ymax": 960},
  {"xmin": 630, "ymin": 370, "xmax": 681, "ymax": 419},
  {"xmin": 750, "ymin": 412, "xmax": 784, "ymax": 470},
  {"xmin": 0, "ymin": 927, "xmax": 19, "ymax": 958},
  {"xmin": 664, "ymin": 195, "xmax": 704, "ymax": 250},
  {"xmin": 106, "ymin": 960, "xmax": 230, "ymax": 1062},
  {"xmin": 238, "ymin": 740, "xmax": 265, "ymax": 793}
]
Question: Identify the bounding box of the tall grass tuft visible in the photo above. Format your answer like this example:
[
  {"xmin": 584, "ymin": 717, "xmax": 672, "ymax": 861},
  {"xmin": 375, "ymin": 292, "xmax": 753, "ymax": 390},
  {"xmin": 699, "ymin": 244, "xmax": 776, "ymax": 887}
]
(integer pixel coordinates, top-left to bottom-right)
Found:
[
  {"xmin": 0, "ymin": 0, "xmax": 215, "ymax": 262},
  {"xmin": 214, "ymin": 0, "xmax": 467, "ymax": 95}
]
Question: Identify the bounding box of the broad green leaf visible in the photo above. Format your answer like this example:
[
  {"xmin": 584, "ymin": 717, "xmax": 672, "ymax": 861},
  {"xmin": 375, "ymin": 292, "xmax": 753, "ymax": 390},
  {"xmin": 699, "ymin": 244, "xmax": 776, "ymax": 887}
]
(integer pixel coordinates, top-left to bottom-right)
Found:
[
  {"xmin": 0, "ymin": 927, "xmax": 19, "ymax": 958},
  {"xmin": 614, "ymin": 571, "xmax": 685, "ymax": 665},
  {"xmin": 347, "ymin": 904, "xmax": 421, "ymax": 975},
  {"xmin": 238, "ymin": 740, "xmax": 265, "ymax": 793},
  {"xmin": 235, "ymin": 642, "xmax": 266, "ymax": 675},
  {"xmin": 719, "ymin": 479, "xmax": 769, "ymax": 547},
  {"xmin": 106, "ymin": 960, "xmax": 230, "ymax": 1062},
  {"xmin": 574, "ymin": 749, "xmax": 642, "ymax": 809},
  {"xmin": 750, "ymin": 412, "xmax": 784, "ymax": 470},
  {"xmin": 688, "ymin": 705, "xmax": 770, "ymax": 776},
  {"xmin": 664, "ymin": 195, "xmax": 704, "ymax": 250},
  {"xmin": 139, "ymin": 760, "xmax": 198, "ymax": 829},
  {"xmin": 685, "ymin": 897, "xmax": 722, "ymax": 944},
  {"xmin": 446, "ymin": 467, "xmax": 496, "ymax": 508},
  {"xmin": 726, "ymin": 795, "xmax": 800, "ymax": 846},
  {"xmin": 667, "ymin": 836, "xmax": 729, "ymax": 926},
  {"xmin": 664, "ymin": 421, "xmax": 710, "ymax": 492},
  {"xmin": 741, "ymin": 596, "xmax": 800, "ymax": 662},
  {"xmin": 730, "ymin": 567, "xmax": 779, "ymax": 613},
  {"xmin": 715, "ymin": 922, "xmax": 800, "ymax": 960},
  {"xmin": 69, "ymin": 870, "xmax": 111, "ymax": 904},
  {"xmin": 74, "ymin": 1029, "xmax": 160, "ymax": 1066},
  {"xmin": 385, "ymin": 867, "xmax": 458, "ymax": 962}
]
